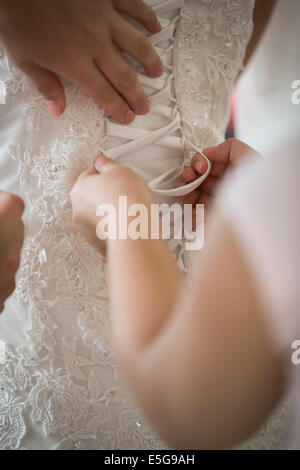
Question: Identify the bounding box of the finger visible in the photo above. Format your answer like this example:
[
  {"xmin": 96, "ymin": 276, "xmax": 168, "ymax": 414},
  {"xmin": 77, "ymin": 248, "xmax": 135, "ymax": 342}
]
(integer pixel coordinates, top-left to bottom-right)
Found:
[
  {"xmin": 201, "ymin": 139, "xmax": 252, "ymax": 176},
  {"xmin": 197, "ymin": 192, "xmax": 213, "ymax": 213},
  {"xmin": 191, "ymin": 193, "xmax": 213, "ymax": 228},
  {"xmin": 199, "ymin": 175, "xmax": 219, "ymax": 197},
  {"xmin": 191, "ymin": 153, "xmax": 210, "ymax": 175},
  {"xmin": 70, "ymin": 59, "xmax": 135, "ymax": 124},
  {"xmin": 191, "ymin": 152, "xmax": 226, "ymax": 179},
  {"xmin": 0, "ymin": 217, "xmax": 24, "ymax": 265},
  {"xmin": 6, "ymin": 253, "xmax": 22, "ymax": 273},
  {"xmin": 0, "ymin": 191, "xmax": 25, "ymax": 218},
  {"xmin": 6, "ymin": 218, "xmax": 24, "ymax": 251},
  {"xmin": 20, "ymin": 63, "xmax": 66, "ymax": 116},
  {"xmin": 202, "ymin": 142, "xmax": 232, "ymax": 164},
  {"xmin": 95, "ymin": 46, "xmax": 150, "ymax": 115},
  {"xmin": 75, "ymin": 168, "xmax": 99, "ymax": 183},
  {"xmin": 70, "ymin": 168, "xmax": 98, "ymax": 204},
  {"xmin": 0, "ymin": 274, "xmax": 16, "ymax": 298},
  {"xmin": 113, "ymin": 0, "xmax": 161, "ymax": 34},
  {"xmin": 182, "ymin": 166, "xmax": 198, "ymax": 183},
  {"xmin": 5, "ymin": 279, "xmax": 16, "ymax": 299},
  {"xmin": 201, "ymin": 142, "xmax": 235, "ymax": 178},
  {"xmin": 178, "ymin": 185, "xmax": 201, "ymax": 206},
  {"xmin": 111, "ymin": 14, "xmax": 163, "ymax": 78},
  {"xmin": 0, "ymin": 281, "xmax": 16, "ymax": 304},
  {"xmin": 94, "ymin": 155, "xmax": 119, "ymax": 174},
  {"xmin": 12, "ymin": 219, "xmax": 24, "ymax": 249}
]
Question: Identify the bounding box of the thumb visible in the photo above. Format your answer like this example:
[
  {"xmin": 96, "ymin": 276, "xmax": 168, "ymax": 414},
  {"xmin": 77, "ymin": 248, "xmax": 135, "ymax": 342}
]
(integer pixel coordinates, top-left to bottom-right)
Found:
[
  {"xmin": 190, "ymin": 152, "xmax": 209, "ymax": 175},
  {"xmin": 23, "ymin": 64, "xmax": 66, "ymax": 117},
  {"xmin": 94, "ymin": 154, "xmax": 118, "ymax": 173},
  {"xmin": 0, "ymin": 191, "xmax": 25, "ymax": 218},
  {"xmin": 202, "ymin": 141, "xmax": 233, "ymax": 165}
]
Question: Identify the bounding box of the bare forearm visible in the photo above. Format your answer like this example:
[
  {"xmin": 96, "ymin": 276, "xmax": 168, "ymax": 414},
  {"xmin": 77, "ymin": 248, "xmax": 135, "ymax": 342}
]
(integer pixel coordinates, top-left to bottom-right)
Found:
[
  {"xmin": 106, "ymin": 217, "xmax": 283, "ymax": 449},
  {"xmin": 107, "ymin": 235, "xmax": 184, "ymax": 357}
]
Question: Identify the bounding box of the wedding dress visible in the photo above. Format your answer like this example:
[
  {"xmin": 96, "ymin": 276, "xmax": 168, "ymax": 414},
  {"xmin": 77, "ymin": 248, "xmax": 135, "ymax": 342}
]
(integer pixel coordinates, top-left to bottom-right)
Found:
[{"xmin": 0, "ymin": 0, "xmax": 284, "ymax": 450}]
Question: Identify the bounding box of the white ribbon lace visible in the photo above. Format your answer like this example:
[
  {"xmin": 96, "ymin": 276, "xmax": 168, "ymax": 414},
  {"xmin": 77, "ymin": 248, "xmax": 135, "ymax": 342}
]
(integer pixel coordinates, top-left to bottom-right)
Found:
[{"xmin": 99, "ymin": 0, "xmax": 211, "ymax": 198}]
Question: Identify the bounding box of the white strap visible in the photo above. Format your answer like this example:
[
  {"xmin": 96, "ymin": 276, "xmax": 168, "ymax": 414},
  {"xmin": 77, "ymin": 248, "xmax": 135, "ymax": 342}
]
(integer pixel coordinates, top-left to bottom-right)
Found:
[
  {"xmin": 106, "ymin": 122, "xmax": 182, "ymax": 150},
  {"xmin": 103, "ymin": 113, "xmax": 181, "ymax": 159},
  {"xmin": 137, "ymin": 72, "xmax": 166, "ymax": 90},
  {"xmin": 149, "ymin": 148, "xmax": 211, "ymax": 197},
  {"xmin": 148, "ymin": 84, "xmax": 171, "ymax": 106}
]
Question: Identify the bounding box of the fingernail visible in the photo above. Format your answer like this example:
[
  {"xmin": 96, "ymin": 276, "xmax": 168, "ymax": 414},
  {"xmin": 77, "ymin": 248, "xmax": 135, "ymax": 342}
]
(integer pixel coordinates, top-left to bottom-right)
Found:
[
  {"xmin": 94, "ymin": 154, "xmax": 110, "ymax": 171},
  {"xmin": 124, "ymin": 110, "xmax": 135, "ymax": 124},
  {"xmin": 153, "ymin": 21, "xmax": 162, "ymax": 33},
  {"xmin": 46, "ymin": 100, "xmax": 62, "ymax": 117},
  {"xmin": 150, "ymin": 64, "xmax": 164, "ymax": 78},
  {"xmin": 137, "ymin": 100, "xmax": 151, "ymax": 115},
  {"xmin": 195, "ymin": 159, "xmax": 206, "ymax": 174},
  {"xmin": 183, "ymin": 166, "xmax": 192, "ymax": 178},
  {"xmin": 155, "ymin": 64, "xmax": 164, "ymax": 77}
]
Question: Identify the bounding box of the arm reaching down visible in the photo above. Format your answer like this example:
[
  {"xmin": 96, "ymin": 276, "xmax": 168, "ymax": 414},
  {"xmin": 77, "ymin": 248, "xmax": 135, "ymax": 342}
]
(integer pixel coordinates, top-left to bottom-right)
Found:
[{"xmin": 70, "ymin": 145, "xmax": 285, "ymax": 449}]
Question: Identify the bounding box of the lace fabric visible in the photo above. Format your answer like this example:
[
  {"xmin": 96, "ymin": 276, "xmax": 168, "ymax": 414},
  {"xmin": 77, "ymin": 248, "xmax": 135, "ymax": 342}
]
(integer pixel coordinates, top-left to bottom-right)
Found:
[{"xmin": 0, "ymin": 0, "xmax": 285, "ymax": 450}]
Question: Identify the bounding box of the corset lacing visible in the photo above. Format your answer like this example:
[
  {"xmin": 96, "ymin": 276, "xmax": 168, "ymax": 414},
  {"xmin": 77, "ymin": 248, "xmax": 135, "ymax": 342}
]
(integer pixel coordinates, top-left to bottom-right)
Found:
[{"xmin": 99, "ymin": 0, "xmax": 211, "ymax": 199}]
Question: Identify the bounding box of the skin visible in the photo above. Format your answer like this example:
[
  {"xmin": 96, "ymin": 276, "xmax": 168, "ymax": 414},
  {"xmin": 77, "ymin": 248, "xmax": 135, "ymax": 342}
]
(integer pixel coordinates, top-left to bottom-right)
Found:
[
  {"xmin": 180, "ymin": 139, "xmax": 260, "ymax": 227},
  {"xmin": 0, "ymin": 191, "xmax": 24, "ymax": 313},
  {"xmin": 0, "ymin": 0, "xmax": 163, "ymax": 123},
  {"xmin": 70, "ymin": 139, "xmax": 286, "ymax": 449}
]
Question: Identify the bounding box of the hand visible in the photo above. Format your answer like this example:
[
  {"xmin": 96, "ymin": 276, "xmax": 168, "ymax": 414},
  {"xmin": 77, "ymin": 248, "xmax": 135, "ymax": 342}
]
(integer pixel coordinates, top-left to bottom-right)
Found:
[
  {"xmin": 0, "ymin": 0, "xmax": 163, "ymax": 123},
  {"xmin": 70, "ymin": 155, "xmax": 152, "ymax": 252},
  {"xmin": 0, "ymin": 191, "xmax": 25, "ymax": 313},
  {"xmin": 179, "ymin": 138, "xmax": 260, "ymax": 225}
]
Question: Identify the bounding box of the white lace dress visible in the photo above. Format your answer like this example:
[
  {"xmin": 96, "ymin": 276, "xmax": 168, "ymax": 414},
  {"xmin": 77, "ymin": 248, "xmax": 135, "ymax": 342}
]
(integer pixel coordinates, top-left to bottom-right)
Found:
[{"xmin": 0, "ymin": 0, "xmax": 284, "ymax": 450}]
